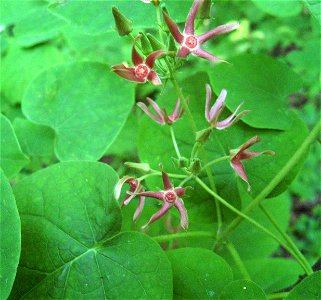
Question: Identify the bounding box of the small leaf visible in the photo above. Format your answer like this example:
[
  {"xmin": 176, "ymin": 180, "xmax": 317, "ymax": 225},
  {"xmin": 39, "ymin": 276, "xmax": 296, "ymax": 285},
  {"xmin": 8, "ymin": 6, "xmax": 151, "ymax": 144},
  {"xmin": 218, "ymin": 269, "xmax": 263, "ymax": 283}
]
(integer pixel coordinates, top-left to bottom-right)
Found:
[
  {"xmin": 167, "ymin": 248, "xmax": 233, "ymax": 299},
  {"xmin": 285, "ymin": 271, "xmax": 321, "ymax": 300},
  {"xmin": 11, "ymin": 162, "xmax": 172, "ymax": 299},
  {"xmin": 209, "ymin": 54, "xmax": 303, "ymax": 130},
  {"xmin": 0, "ymin": 114, "xmax": 29, "ymax": 178},
  {"xmin": 22, "ymin": 62, "xmax": 135, "ymax": 161},
  {"xmin": 0, "ymin": 169, "xmax": 21, "ymax": 299},
  {"xmin": 219, "ymin": 280, "xmax": 267, "ymax": 300}
]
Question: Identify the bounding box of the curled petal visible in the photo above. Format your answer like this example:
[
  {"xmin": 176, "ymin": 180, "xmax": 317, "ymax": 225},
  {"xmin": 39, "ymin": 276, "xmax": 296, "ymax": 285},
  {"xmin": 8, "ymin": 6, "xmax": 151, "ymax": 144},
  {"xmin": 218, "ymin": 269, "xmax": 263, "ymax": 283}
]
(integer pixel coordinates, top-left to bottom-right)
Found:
[
  {"xmin": 239, "ymin": 149, "xmax": 275, "ymax": 161},
  {"xmin": 111, "ymin": 64, "xmax": 144, "ymax": 83},
  {"xmin": 230, "ymin": 160, "xmax": 251, "ymax": 192},
  {"xmin": 114, "ymin": 175, "xmax": 134, "ymax": 199},
  {"xmin": 142, "ymin": 202, "xmax": 172, "ymax": 228},
  {"xmin": 130, "ymin": 191, "xmax": 164, "ymax": 201},
  {"xmin": 171, "ymin": 98, "xmax": 181, "ymax": 119},
  {"xmin": 147, "ymin": 70, "xmax": 162, "ymax": 85},
  {"xmin": 177, "ymin": 46, "xmax": 191, "ymax": 58},
  {"xmin": 209, "ymin": 88, "xmax": 227, "ymax": 122},
  {"xmin": 145, "ymin": 50, "xmax": 166, "ymax": 68},
  {"xmin": 162, "ymin": 170, "xmax": 173, "ymax": 190},
  {"xmin": 133, "ymin": 195, "xmax": 145, "ymax": 222},
  {"xmin": 137, "ymin": 102, "xmax": 164, "ymax": 124},
  {"xmin": 146, "ymin": 97, "xmax": 165, "ymax": 119},
  {"xmin": 198, "ymin": 22, "xmax": 240, "ymax": 44},
  {"xmin": 174, "ymin": 199, "xmax": 189, "ymax": 230},
  {"xmin": 132, "ymin": 35, "xmax": 144, "ymax": 66},
  {"xmin": 216, "ymin": 103, "xmax": 249, "ymax": 129},
  {"xmin": 239, "ymin": 136, "xmax": 261, "ymax": 153},
  {"xmin": 192, "ymin": 48, "xmax": 226, "ymax": 62},
  {"xmin": 162, "ymin": 10, "xmax": 184, "ymax": 44},
  {"xmin": 184, "ymin": 0, "xmax": 203, "ymax": 35}
]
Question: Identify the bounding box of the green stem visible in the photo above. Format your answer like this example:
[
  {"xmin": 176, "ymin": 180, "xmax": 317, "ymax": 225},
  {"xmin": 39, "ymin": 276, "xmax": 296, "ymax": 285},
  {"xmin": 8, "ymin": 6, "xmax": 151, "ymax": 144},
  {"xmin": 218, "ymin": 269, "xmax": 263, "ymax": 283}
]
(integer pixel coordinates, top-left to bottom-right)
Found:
[
  {"xmin": 179, "ymin": 174, "xmax": 194, "ymax": 186},
  {"xmin": 138, "ymin": 171, "xmax": 186, "ymax": 181},
  {"xmin": 226, "ymin": 242, "xmax": 251, "ymax": 281},
  {"xmin": 201, "ymin": 156, "xmax": 230, "ymax": 171},
  {"xmin": 218, "ymin": 120, "xmax": 321, "ymax": 247},
  {"xmin": 259, "ymin": 204, "xmax": 313, "ymax": 275},
  {"xmin": 267, "ymin": 292, "xmax": 289, "ymax": 299},
  {"xmin": 169, "ymin": 126, "xmax": 182, "ymax": 159},
  {"xmin": 155, "ymin": 5, "xmax": 164, "ymax": 44},
  {"xmin": 170, "ymin": 76, "xmax": 197, "ymax": 132},
  {"xmin": 153, "ymin": 231, "xmax": 215, "ymax": 242},
  {"xmin": 195, "ymin": 177, "xmax": 311, "ymax": 274}
]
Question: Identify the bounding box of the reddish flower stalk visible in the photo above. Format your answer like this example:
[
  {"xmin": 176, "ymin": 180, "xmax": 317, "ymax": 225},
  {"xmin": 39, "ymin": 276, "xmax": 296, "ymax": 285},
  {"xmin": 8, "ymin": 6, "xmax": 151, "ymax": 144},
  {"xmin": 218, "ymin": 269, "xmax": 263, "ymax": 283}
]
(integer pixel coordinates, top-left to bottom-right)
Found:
[
  {"xmin": 230, "ymin": 136, "xmax": 275, "ymax": 191},
  {"xmin": 163, "ymin": 0, "xmax": 239, "ymax": 61},
  {"xmin": 111, "ymin": 35, "xmax": 165, "ymax": 85},
  {"xmin": 205, "ymin": 84, "xmax": 249, "ymax": 129},
  {"xmin": 137, "ymin": 96, "xmax": 187, "ymax": 125},
  {"xmin": 131, "ymin": 168, "xmax": 190, "ymax": 230}
]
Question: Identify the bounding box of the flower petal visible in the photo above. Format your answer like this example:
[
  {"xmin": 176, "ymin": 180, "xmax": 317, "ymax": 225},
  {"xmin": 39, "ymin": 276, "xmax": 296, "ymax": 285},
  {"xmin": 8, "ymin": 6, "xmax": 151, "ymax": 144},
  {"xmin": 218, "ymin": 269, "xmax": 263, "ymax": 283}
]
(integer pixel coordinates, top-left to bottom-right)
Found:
[
  {"xmin": 174, "ymin": 199, "xmax": 189, "ymax": 230},
  {"xmin": 162, "ymin": 170, "xmax": 173, "ymax": 190},
  {"xmin": 230, "ymin": 160, "xmax": 251, "ymax": 192},
  {"xmin": 174, "ymin": 187, "xmax": 186, "ymax": 197},
  {"xmin": 111, "ymin": 64, "xmax": 144, "ymax": 82},
  {"xmin": 114, "ymin": 175, "xmax": 133, "ymax": 199},
  {"xmin": 177, "ymin": 46, "xmax": 191, "ymax": 58},
  {"xmin": 239, "ymin": 149, "xmax": 275, "ymax": 161},
  {"xmin": 170, "ymin": 97, "xmax": 181, "ymax": 120},
  {"xmin": 192, "ymin": 47, "xmax": 226, "ymax": 62},
  {"xmin": 162, "ymin": 10, "xmax": 184, "ymax": 44},
  {"xmin": 145, "ymin": 50, "xmax": 166, "ymax": 68},
  {"xmin": 142, "ymin": 202, "xmax": 172, "ymax": 228},
  {"xmin": 132, "ymin": 35, "xmax": 144, "ymax": 66},
  {"xmin": 146, "ymin": 97, "xmax": 165, "ymax": 119},
  {"xmin": 147, "ymin": 70, "xmax": 162, "ymax": 85},
  {"xmin": 184, "ymin": 0, "xmax": 203, "ymax": 35},
  {"xmin": 137, "ymin": 102, "xmax": 165, "ymax": 124},
  {"xmin": 209, "ymin": 88, "xmax": 227, "ymax": 122},
  {"xmin": 131, "ymin": 191, "xmax": 164, "ymax": 201},
  {"xmin": 198, "ymin": 22, "xmax": 240, "ymax": 44},
  {"xmin": 133, "ymin": 195, "xmax": 145, "ymax": 222}
]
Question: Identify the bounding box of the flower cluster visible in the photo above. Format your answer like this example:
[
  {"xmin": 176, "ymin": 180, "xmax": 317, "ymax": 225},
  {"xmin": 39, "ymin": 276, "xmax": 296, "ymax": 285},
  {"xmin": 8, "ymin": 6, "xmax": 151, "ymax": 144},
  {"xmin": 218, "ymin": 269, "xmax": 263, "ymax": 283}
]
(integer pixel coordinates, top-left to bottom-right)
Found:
[{"xmin": 116, "ymin": 168, "xmax": 190, "ymax": 230}]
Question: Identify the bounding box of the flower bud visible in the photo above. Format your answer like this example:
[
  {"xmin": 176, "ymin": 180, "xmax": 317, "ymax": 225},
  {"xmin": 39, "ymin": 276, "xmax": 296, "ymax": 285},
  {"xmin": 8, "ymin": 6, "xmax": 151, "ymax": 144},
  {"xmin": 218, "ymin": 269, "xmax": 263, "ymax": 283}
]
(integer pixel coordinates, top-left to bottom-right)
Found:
[
  {"xmin": 124, "ymin": 162, "xmax": 151, "ymax": 174},
  {"xmin": 147, "ymin": 33, "xmax": 165, "ymax": 51},
  {"xmin": 139, "ymin": 32, "xmax": 153, "ymax": 55},
  {"xmin": 168, "ymin": 35, "xmax": 177, "ymax": 52},
  {"xmin": 196, "ymin": 128, "xmax": 212, "ymax": 144},
  {"xmin": 112, "ymin": 6, "xmax": 133, "ymax": 36},
  {"xmin": 189, "ymin": 158, "xmax": 202, "ymax": 175}
]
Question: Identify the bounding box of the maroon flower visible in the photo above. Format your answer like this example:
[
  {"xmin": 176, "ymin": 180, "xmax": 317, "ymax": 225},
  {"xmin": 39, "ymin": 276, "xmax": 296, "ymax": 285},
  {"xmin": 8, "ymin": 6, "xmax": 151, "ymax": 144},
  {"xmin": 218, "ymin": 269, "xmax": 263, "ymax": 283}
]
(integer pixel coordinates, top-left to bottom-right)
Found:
[
  {"xmin": 230, "ymin": 136, "xmax": 275, "ymax": 192},
  {"xmin": 114, "ymin": 176, "xmax": 145, "ymax": 221},
  {"xmin": 111, "ymin": 35, "xmax": 165, "ymax": 85},
  {"xmin": 131, "ymin": 169, "xmax": 190, "ymax": 230},
  {"xmin": 137, "ymin": 96, "xmax": 186, "ymax": 125},
  {"xmin": 205, "ymin": 84, "xmax": 249, "ymax": 129},
  {"xmin": 162, "ymin": 0, "xmax": 239, "ymax": 61}
]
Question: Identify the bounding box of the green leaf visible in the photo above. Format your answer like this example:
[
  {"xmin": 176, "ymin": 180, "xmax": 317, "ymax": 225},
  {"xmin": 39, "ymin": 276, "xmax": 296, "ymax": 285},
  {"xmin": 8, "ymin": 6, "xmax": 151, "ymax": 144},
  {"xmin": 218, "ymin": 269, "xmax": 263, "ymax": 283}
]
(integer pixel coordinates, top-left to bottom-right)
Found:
[
  {"xmin": 167, "ymin": 248, "xmax": 233, "ymax": 299},
  {"xmin": 241, "ymin": 258, "xmax": 303, "ymax": 293},
  {"xmin": 0, "ymin": 169, "xmax": 21, "ymax": 300},
  {"xmin": 1, "ymin": 43, "xmax": 66, "ymax": 104},
  {"xmin": 219, "ymin": 280, "xmax": 267, "ymax": 300},
  {"xmin": 251, "ymin": 0, "xmax": 302, "ymax": 17},
  {"xmin": 0, "ymin": 114, "xmax": 29, "ymax": 178},
  {"xmin": 225, "ymin": 193, "xmax": 291, "ymax": 260},
  {"xmin": 49, "ymin": 0, "xmax": 193, "ymax": 35},
  {"xmin": 22, "ymin": 62, "xmax": 135, "ymax": 161},
  {"xmin": 285, "ymin": 271, "xmax": 321, "ymax": 300},
  {"xmin": 11, "ymin": 162, "xmax": 172, "ymax": 299},
  {"xmin": 208, "ymin": 54, "xmax": 303, "ymax": 130},
  {"xmin": 304, "ymin": 0, "xmax": 321, "ymax": 23},
  {"xmin": 13, "ymin": 118, "xmax": 55, "ymax": 169}
]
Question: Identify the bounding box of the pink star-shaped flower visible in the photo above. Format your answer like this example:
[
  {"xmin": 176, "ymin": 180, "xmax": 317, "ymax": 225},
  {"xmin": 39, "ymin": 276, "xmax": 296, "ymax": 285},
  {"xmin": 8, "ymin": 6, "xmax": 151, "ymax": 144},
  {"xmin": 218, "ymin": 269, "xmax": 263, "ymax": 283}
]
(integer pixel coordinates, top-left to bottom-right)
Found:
[
  {"xmin": 111, "ymin": 35, "xmax": 165, "ymax": 85},
  {"xmin": 163, "ymin": 0, "xmax": 239, "ymax": 61},
  {"xmin": 230, "ymin": 136, "xmax": 275, "ymax": 191}
]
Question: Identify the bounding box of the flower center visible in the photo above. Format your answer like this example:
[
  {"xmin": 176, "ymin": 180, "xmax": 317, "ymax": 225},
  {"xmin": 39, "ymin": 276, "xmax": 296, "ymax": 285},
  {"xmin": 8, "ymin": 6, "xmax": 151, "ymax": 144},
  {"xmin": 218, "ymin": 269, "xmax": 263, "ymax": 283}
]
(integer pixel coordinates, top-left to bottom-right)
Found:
[
  {"xmin": 129, "ymin": 179, "xmax": 138, "ymax": 189},
  {"xmin": 164, "ymin": 191, "xmax": 176, "ymax": 203},
  {"xmin": 135, "ymin": 64, "xmax": 149, "ymax": 80},
  {"xmin": 184, "ymin": 35, "xmax": 198, "ymax": 49}
]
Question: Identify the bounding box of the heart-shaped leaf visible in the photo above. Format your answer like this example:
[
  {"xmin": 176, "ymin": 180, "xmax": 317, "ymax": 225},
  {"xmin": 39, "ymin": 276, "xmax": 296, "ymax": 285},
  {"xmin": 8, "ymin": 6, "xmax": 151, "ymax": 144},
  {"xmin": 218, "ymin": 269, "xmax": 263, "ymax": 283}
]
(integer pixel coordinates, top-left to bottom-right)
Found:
[
  {"xmin": 0, "ymin": 169, "xmax": 21, "ymax": 299},
  {"xmin": 167, "ymin": 248, "xmax": 233, "ymax": 299},
  {"xmin": 0, "ymin": 114, "xmax": 29, "ymax": 178},
  {"xmin": 22, "ymin": 62, "xmax": 135, "ymax": 161},
  {"xmin": 11, "ymin": 162, "xmax": 172, "ymax": 299}
]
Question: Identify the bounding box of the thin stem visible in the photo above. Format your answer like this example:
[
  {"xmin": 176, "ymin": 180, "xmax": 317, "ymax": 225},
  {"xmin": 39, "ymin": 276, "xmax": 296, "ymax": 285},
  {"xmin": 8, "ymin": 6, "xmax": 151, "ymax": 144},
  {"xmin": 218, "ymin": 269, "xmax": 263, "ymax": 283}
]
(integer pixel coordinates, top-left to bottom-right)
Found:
[
  {"xmin": 169, "ymin": 126, "xmax": 182, "ymax": 159},
  {"xmin": 153, "ymin": 230, "xmax": 215, "ymax": 242},
  {"xmin": 128, "ymin": 33, "xmax": 143, "ymax": 51},
  {"xmin": 259, "ymin": 203, "xmax": 313, "ymax": 275},
  {"xmin": 155, "ymin": 5, "xmax": 165, "ymax": 44},
  {"xmin": 267, "ymin": 292, "xmax": 289, "ymax": 300},
  {"xmin": 226, "ymin": 242, "xmax": 251, "ymax": 281},
  {"xmin": 218, "ymin": 120, "xmax": 321, "ymax": 246},
  {"xmin": 170, "ymin": 76, "xmax": 197, "ymax": 132},
  {"xmin": 195, "ymin": 177, "xmax": 311, "ymax": 274},
  {"xmin": 179, "ymin": 174, "xmax": 194, "ymax": 186},
  {"xmin": 138, "ymin": 171, "xmax": 187, "ymax": 181},
  {"xmin": 201, "ymin": 156, "xmax": 230, "ymax": 171}
]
